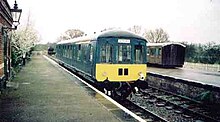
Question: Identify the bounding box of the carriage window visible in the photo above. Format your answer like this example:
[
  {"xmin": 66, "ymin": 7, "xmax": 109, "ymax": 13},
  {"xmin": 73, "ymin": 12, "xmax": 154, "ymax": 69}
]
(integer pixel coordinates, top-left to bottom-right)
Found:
[
  {"xmin": 134, "ymin": 45, "xmax": 143, "ymax": 63},
  {"xmin": 147, "ymin": 49, "xmax": 150, "ymax": 56},
  {"xmin": 64, "ymin": 46, "xmax": 66, "ymax": 57},
  {"xmin": 77, "ymin": 44, "xmax": 81, "ymax": 61},
  {"xmin": 64, "ymin": 45, "xmax": 66, "ymax": 57},
  {"xmin": 72, "ymin": 46, "xmax": 75, "ymax": 59},
  {"xmin": 74, "ymin": 45, "xmax": 77, "ymax": 60},
  {"xmin": 67, "ymin": 45, "xmax": 70, "ymax": 58},
  {"xmin": 155, "ymin": 48, "xmax": 159, "ymax": 56},
  {"xmin": 66, "ymin": 46, "xmax": 68, "ymax": 58},
  {"xmin": 69, "ymin": 46, "xmax": 71, "ymax": 58},
  {"xmin": 100, "ymin": 44, "xmax": 113, "ymax": 63},
  {"xmin": 70, "ymin": 46, "xmax": 73, "ymax": 59},
  {"xmin": 150, "ymin": 48, "xmax": 156, "ymax": 56},
  {"xmin": 82, "ymin": 45, "xmax": 87, "ymax": 61},
  {"xmin": 118, "ymin": 45, "xmax": 131, "ymax": 63},
  {"xmin": 100, "ymin": 46, "xmax": 105, "ymax": 62},
  {"xmin": 89, "ymin": 45, "xmax": 93, "ymax": 62},
  {"xmin": 158, "ymin": 48, "xmax": 161, "ymax": 56}
]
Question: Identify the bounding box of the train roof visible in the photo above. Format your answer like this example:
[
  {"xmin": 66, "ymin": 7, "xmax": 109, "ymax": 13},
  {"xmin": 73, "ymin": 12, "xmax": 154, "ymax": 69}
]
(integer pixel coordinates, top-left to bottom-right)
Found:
[
  {"xmin": 56, "ymin": 35, "xmax": 95, "ymax": 45},
  {"xmin": 57, "ymin": 29, "xmax": 147, "ymax": 45},
  {"xmin": 98, "ymin": 29, "xmax": 146, "ymax": 40},
  {"xmin": 147, "ymin": 42, "xmax": 186, "ymax": 47}
]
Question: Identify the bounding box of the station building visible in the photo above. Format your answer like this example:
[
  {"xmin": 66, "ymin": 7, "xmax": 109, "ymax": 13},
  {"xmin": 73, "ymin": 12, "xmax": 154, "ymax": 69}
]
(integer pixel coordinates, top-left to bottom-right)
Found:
[{"xmin": 0, "ymin": 0, "xmax": 13, "ymax": 91}]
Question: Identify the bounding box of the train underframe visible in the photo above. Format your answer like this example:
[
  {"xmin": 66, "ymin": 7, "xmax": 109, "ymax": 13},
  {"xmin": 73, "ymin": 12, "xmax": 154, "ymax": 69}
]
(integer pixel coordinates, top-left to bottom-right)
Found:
[
  {"xmin": 57, "ymin": 60, "xmax": 148, "ymax": 99},
  {"xmin": 97, "ymin": 79, "xmax": 148, "ymax": 99}
]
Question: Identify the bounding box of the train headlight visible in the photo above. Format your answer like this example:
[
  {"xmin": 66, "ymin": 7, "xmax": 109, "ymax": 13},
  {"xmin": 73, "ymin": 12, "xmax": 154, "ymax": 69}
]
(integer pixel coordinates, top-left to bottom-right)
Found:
[
  {"xmin": 102, "ymin": 72, "xmax": 107, "ymax": 77},
  {"xmin": 138, "ymin": 72, "xmax": 145, "ymax": 81}
]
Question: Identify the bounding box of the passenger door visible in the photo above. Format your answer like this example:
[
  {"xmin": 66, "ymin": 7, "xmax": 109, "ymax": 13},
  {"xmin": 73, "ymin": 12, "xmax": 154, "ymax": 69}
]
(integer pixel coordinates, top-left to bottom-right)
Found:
[{"xmin": 133, "ymin": 43, "xmax": 146, "ymax": 64}]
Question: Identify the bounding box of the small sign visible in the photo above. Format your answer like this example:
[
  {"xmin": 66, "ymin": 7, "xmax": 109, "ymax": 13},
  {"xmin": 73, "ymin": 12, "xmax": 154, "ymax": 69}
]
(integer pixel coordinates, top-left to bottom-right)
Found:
[{"xmin": 118, "ymin": 39, "xmax": 130, "ymax": 43}]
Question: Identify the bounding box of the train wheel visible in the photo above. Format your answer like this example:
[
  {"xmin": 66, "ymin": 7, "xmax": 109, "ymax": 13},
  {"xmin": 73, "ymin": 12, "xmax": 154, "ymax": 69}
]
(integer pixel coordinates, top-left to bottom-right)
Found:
[
  {"xmin": 115, "ymin": 82, "xmax": 132, "ymax": 99},
  {"xmin": 102, "ymin": 79, "xmax": 115, "ymax": 97}
]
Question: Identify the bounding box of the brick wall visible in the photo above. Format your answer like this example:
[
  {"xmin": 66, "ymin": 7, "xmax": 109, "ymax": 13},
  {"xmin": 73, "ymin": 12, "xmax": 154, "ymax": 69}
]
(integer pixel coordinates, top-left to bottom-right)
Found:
[
  {"xmin": 147, "ymin": 72, "xmax": 220, "ymax": 104},
  {"xmin": 0, "ymin": 0, "xmax": 13, "ymax": 88}
]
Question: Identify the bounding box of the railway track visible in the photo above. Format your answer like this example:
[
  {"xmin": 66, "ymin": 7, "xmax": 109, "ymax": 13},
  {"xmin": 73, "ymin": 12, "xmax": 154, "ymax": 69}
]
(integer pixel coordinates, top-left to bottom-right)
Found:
[
  {"xmin": 47, "ymin": 56, "xmax": 171, "ymax": 121},
  {"xmin": 117, "ymin": 98, "xmax": 168, "ymax": 122},
  {"xmin": 128, "ymin": 86, "xmax": 220, "ymax": 122},
  {"xmin": 48, "ymin": 55, "xmax": 220, "ymax": 122}
]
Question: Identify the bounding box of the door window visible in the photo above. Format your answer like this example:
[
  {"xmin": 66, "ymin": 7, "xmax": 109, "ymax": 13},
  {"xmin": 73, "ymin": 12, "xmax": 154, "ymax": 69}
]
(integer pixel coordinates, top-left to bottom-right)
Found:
[
  {"xmin": 134, "ymin": 45, "xmax": 144, "ymax": 63},
  {"xmin": 100, "ymin": 44, "xmax": 113, "ymax": 63}
]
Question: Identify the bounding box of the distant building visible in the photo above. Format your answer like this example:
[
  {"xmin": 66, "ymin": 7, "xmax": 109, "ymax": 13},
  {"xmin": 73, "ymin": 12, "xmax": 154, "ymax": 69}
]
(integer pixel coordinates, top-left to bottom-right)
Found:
[{"xmin": 0, "ymin": 0, "xmax": 13, "ymax": 90}]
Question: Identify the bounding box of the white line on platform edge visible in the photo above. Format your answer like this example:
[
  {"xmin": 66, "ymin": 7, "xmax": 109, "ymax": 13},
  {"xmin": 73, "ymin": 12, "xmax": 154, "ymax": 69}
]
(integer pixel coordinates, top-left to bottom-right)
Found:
[{"xmin": 43, "ymin": 55, "xmax": 146, "ymax": 122}]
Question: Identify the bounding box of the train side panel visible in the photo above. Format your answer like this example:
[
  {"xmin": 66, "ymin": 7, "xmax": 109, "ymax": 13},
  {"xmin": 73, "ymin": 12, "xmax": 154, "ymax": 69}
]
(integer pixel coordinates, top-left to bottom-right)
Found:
[
  {"xmin": 147, "ymin": 43, "xmax": 185, "ymax": 67},
  {"xmin": 147, "ymin": 47, "xmax": 162, "ymax": 65},
  {"xmin": 55, "ymin": 30, "xmax": 148, "ymax": 98},
  {"xmin": 56, "ymin": 41, "xmax": 97, "ymax": 80},
  {"xmin": 162, "ymin": 44, "xmax": 185, "ymax": 67},
  {"xmin": 177, "ymin": 45, "xmax": 185, "ymax": 66}
]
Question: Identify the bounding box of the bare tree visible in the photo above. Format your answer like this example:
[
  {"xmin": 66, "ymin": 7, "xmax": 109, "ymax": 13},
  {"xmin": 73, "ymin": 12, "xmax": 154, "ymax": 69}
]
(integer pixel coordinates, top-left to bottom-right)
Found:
[
  {"xmin": 101, "ymin": 27, "xmax": 119, "ymax": 32},
  {"xmin": 57, "ymin": 29, "xmax": 84, "ymax": 41},
  {"xmin": 143, "ymin": 28, "xmax": 169, "ymax": 43},
  {"xmin": 57, "ymin": 35, "xmax": 70, "ymax": 42},
  {"xmin": 128, "ymin": 25, "xmax": 142, "ymax": 35}
]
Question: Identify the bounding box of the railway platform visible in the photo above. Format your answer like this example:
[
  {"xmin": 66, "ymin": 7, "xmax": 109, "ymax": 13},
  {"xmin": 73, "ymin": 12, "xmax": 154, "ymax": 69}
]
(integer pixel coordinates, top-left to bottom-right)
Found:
[
  {"xmin": 0, "ymin": 55, "xmax": 121, "ymax": 122},
  {"xmin": 148, "ymin": 67, "xmax": 220, "ymax": 87},
  {"xmin": 146, "ymin": 66, "xmax": 220, "ymax": 106}
]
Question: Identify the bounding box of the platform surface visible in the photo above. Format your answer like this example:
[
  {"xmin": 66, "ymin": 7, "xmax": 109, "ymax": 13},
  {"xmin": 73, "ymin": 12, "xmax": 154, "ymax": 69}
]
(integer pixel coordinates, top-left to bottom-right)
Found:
[
  {"xmin": 147, "ymin": 67, "xmax": 220, "ymax": 87},
  {"xmin": 0, "ymin": 55, "xmax": 121, "ymax": 122}
]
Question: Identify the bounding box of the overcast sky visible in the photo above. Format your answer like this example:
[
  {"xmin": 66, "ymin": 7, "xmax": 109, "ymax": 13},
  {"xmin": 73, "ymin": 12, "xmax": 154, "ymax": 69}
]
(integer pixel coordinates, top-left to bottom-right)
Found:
[{"xmin": 8, "ymin": 0, "xmax": 220, "ymax": 44}]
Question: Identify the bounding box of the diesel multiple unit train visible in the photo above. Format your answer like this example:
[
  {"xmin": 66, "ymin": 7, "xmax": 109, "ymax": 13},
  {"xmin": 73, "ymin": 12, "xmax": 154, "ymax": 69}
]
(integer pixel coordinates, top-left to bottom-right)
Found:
[
  {"xmin": 147, "ymin": 43, "xmax": 186, "ymax": 67},
  {"xmin": 55, "ymin": 30, "xmax": 148, "ymax": 98}
]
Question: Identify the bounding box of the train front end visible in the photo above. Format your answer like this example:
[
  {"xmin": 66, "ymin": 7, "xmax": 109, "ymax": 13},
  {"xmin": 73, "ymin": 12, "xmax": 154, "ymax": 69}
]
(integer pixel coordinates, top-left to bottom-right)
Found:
[{"xmin": 95, "ymin": 30, "xmax": 148, "ymax": 98}]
